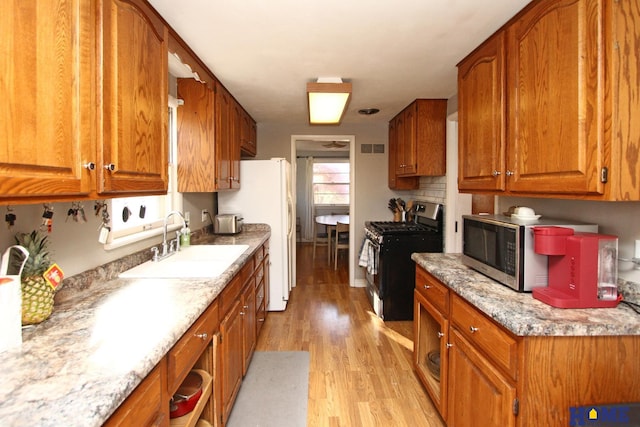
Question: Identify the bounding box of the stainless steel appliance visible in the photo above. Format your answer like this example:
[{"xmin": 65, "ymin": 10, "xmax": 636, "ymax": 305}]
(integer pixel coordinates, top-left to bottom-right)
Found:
[
  {"xmin": 461, "ymin": 214, "xmax": 597, "ymax": 292},
  {"xmin": 362, "ymin": 202, "xmax": 444, "ymax": 321},
  {"xmin": 214, "ymin": 213, "xmax": 244, "ymax": 235}
]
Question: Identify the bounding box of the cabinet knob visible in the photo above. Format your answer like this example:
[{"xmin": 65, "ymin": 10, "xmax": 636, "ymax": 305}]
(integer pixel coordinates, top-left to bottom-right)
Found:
[
  {"xmin": 104, "ymin": 163, "xmax": 116, "ymax": 171},
  {"xmin": 258, "ymin": 318, "xmax": 265, "ymax": 322},
  {"xmin": 469, "ymin": 326, "xmax": 479, "ymax": 333},
  {"xmin": 243, "ymin": 304, "xmax": 249, "ymax": 309},
  {"xmin": 437, "ymin": 332, "xmax": 444, "ymax": 338},
  {"xmin": 492, "ymin": 169, "xmax": 501, "ymax": 177},
  {"xmin": 195, "ymin": 332, "xmax": 208, "ymax": 340},
  {"xmin": 505, "ymin": 170, "xmax": 514, "ymax": 177},
  {"xmin": 83, "ymin": 162, "xmax": 96, "ymax": 170},
  {"xmin": 423, "ymin": 284, "xmax": 430, "ymax": 290},
  {"xmin": 446, "ymin": 343, "xmax": 453, "ymax": 349}
]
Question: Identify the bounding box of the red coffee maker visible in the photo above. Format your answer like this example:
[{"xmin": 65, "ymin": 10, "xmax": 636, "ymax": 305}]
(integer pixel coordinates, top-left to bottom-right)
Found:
[{"xmin": 531, "ymin": 226, "xmax": 621, "ymax": 308}]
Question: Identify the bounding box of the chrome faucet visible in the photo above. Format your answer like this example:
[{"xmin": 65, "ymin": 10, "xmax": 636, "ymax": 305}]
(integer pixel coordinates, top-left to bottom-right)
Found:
[{"xmin": 152, "ymin": 210, "xmax": 187, "ymax": 261}]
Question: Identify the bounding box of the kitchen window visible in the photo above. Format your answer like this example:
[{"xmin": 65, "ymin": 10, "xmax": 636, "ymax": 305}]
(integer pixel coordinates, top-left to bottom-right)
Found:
[
  {"xmin": 313, "ymin": 160, "xmax": 350, "ymax": 206},
  {"xmin": 104, "ymin": 95, "xmax": 183, "ymax": 249}
]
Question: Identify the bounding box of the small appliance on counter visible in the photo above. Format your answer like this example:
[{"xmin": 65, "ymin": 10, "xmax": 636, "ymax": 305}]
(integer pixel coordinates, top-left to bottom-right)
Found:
[
  {"xmin": 531, "ymin": 226, "xmax": 621, "ymax": 308},
  {"xmin": 214, "ymin": 213, "xmax": 243, "ymax": 235}
]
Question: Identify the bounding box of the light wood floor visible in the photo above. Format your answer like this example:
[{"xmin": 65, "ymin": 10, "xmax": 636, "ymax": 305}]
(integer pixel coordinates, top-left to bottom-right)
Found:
[{"xmin": 256, "ymin": 243, "xmax": 445, "ymax": 427}]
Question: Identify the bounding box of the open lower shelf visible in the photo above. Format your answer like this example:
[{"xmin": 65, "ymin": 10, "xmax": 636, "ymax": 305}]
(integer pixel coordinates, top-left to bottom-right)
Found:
[{"xmin": 170, "ymin": 369, "xmax": 213, "ymax": 427}]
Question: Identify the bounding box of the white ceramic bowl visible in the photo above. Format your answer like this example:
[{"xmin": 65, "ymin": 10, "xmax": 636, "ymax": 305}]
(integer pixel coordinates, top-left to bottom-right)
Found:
[{"xmin": 513, "ymin": 207, "xmax": 536, "ymax": 218}]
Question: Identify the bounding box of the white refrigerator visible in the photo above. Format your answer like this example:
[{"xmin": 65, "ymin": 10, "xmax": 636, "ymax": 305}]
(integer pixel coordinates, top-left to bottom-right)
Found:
[{"xmin": 217, "ymin": 158, "xmax": 295, "ymax": 311}]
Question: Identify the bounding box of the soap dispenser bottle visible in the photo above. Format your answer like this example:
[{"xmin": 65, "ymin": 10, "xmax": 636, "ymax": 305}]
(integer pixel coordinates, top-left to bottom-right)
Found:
[{"xmin": 180, "ymin": 222, "xmax": 191, "ymax": 247}]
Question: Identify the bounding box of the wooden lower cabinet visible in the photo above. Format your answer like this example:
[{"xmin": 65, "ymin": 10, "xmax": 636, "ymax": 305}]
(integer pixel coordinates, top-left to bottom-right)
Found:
[
  {"xmin": 447, "ymin": 328, "xmax": 516, "ymax": 427},
  {"xmin": 220, "ymin": 299, "xmax": 244, "ymax": 424},
  {"xmin": 109, "ymin": 242, "xmax": 269, "ymax": 427},
  {"xmin": 414, "ymin": 265, "xmax": 640, "ymax": 426},
  {"xmin": 105, "ymin": 359, "xmax": 169, "ymax": 427}
]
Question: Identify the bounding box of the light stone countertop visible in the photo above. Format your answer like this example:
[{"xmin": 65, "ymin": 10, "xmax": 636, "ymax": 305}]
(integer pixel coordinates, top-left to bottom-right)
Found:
[
  {"xmin": 0, "ymin": 225, "xmax": 270, "ymax": 427},
  {"xmin": 412, "ymin": 253, "xmax": 640, "ymax": 337}
]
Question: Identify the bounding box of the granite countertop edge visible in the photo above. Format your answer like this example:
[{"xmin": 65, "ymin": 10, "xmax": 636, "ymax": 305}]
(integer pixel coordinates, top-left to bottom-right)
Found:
[
  {"xmin": 412, "ymin": 253, "xmax": 640, "ymax": 337},
  {"xmin": 0, "ymin": 224, "xmax": 270, "ymax": 427}
]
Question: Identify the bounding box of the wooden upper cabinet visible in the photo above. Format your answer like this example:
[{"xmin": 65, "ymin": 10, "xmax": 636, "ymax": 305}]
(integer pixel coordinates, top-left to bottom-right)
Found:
[
  {"xmin": 99, "ymin": 0, "xmax": 168, "ymax": 195},
  {"xmin": 458, "ymin": 31, "xmax": 506, "ymax": 192},
  {"xmin": 391, "ymin": 99, "xmax": 447, "ymax": 178},
  {"xmin": 458, "ymin": 0, "xmax": 640, "ymax": 199},
  {"xmin": 388, "ymin": 116, "xmax": 419, "ymax": 190},
  {"xmin": 215, "ymin": 84, "xmax": 232, "ymax": 190},
  {"xmin": 230, "ymin": 101, "xmax": 241, "ymax": 189},
  {"xmin": 0, "ymin": 0, "xmax": 95, "ymax": 201},
  {"xmin": 240, "ymin": 108, "xmax": 257, "ymax": 157},
  {"xmin": 506, "ymin": 0, "xmax": 604, "ymax": 195},
  {"xmin": 177, "ymin": 78, "xmax": 217, "ymax": 192}
]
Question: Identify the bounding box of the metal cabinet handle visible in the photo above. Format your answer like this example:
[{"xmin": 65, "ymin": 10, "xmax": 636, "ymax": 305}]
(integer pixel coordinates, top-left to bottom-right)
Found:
[
  {"xmin": 195, "ymin": 332, "xmax": 208, "ymax": 340},
  {"xmin": 104, "ymin": 163, "xmax": 116, "ymax": 171},
  {"xmin": 469, "ymin": 326, "xmax": 478, "ymax": 333},
  {"xmin": 437, "ymin": 332, "xmax": 444, "ymax": 338},
  {"xmin": 446, "ymin": 343, "xmax": 453, "ymax": 349},
  {"xmin": 423, "ymin": 284, "xmax": 431, "ymax": 290},
  {"xmin": 243, "ymin": 305, "xmax": 249, "ymax": 309},
  {"xmin": 505, "ymin": 170, "xmax": 514, "ymax": 177},
  {"xmin": 492, "ymin": 169, "xmax": 501, "ymax": 177},
  {"xmin": 258, "ymin": 318, "xmax": 265, "ymax": 322},
  {"xmin": 83, "ymin": 162, "xmax": 96, "ymax": 170}
]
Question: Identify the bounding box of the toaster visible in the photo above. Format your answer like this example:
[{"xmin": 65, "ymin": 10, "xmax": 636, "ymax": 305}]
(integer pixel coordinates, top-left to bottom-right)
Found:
[{"xmin": 214, "ymin": 214, "xmax": 243, "ymax": 235}]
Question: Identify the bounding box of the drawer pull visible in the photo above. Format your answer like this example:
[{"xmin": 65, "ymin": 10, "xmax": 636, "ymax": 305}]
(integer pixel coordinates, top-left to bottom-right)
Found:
[
  {"xmin": 423, "ymin": 284, "xmax": 431, "ymax": 290},
  {"xmin": 258, "ymin": 318, "xmax": 265, "ymax": 322},
  {"xmin": 195, "ymin": 333, "xmax": 208, "ymax": 340},
  {"xmin": 469, "ymin": 326, "xmax": 479, "ymax": 333},
  {"xmin": 437, "ymin": 332, "xmax": 444, "ymax": 338},
  {"xmin": 446, "ymin": 343, "xmax": 453, "ymax": 349},
  {"xmin": 243, "ymin": 304, "xmax": 249, "ymax": 309}
]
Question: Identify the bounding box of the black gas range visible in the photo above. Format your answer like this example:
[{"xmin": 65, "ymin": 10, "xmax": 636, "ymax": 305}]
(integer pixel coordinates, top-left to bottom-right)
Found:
[{"xmin": 361, "ymin": 202, "xmax": 444, "ymax": 321}]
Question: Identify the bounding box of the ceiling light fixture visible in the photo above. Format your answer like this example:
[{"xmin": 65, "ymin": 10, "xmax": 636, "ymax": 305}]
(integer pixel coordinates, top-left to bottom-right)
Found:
[{"xmin": 307, "ymin": 78, "xmax": 352, "ymax": 125}]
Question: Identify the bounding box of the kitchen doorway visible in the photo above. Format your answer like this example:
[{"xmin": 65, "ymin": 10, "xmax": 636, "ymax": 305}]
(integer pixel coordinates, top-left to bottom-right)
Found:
[{"xmin": 290, "ymin": 135, "xmax": 356, "ymax": 287}]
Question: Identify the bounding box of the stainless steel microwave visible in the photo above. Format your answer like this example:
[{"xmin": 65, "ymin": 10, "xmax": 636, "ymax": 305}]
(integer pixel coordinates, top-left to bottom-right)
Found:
[{"xmin": 461, "ymin": 215, "xmax": 598, "ymax": 292}]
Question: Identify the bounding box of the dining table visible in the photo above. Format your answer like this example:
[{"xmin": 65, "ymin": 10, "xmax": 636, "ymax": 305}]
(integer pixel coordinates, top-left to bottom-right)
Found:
[{"xmin": 315, "ymin": 214, "xmax": 350, "ymax": 257}]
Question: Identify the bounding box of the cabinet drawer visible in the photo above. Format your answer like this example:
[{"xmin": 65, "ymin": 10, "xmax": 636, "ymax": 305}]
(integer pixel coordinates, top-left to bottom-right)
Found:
[
  {"xmin": 451, "ymin": 294, "xmax": 518, "ymax": 379},
  {"xmin": 256, "ymin": 300, "xmax": 266, "ymax": 336},
  {"xmin": 221, "ymin": 274, "xmax": 243, "ymax": 314},
  {"xmin": 167, "ymin": 302, "xmax": 218, "ymax": 395},
  {"xmin": 255, "ymin": 278, "xmax": 265, "ymax": 308},
  {"xmin": 415, "ymin": 267, "xmax": 449, "ymax": 315},
  {"xmin": 254, "ymin": 245, "xmax": 265, "ymax": 265}
]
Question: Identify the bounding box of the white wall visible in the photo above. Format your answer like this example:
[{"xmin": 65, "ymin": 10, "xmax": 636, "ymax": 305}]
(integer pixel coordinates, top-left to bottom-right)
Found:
[
  {"xmin": 0, "ymin": 193, "xmax": 214, "ymax": 277},
  {"xmin": 498, "ymin": 197, "xmax": 640, "ymax": 283}
]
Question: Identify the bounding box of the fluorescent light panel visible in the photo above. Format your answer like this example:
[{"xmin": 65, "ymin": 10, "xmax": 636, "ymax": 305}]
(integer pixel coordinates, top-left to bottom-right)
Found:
[{"xmin": 307, "ymin": 81, "xmax": 352, "ymax": 125}]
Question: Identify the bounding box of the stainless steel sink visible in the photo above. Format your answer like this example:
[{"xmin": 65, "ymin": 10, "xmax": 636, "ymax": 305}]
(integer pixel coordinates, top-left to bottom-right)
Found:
[{"xmin": 118, "ymin": 244, "xmax": 249, "ymax": 279}]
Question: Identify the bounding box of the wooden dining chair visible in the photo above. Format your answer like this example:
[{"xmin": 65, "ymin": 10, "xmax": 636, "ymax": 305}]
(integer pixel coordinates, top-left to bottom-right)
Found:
[
  {"xmin": 333, "ymin": 221, "xmax": 349, "ymax": 270},
  {"xmin": 312, "ymin": 217, "xmax": 330, "ymax": 263}
]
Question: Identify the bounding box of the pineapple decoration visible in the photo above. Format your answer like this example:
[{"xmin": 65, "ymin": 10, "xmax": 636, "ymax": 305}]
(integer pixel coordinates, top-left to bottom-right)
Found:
[{"xmin": 13, "ymin": 231, "xmax": 58, "ymax": 325}]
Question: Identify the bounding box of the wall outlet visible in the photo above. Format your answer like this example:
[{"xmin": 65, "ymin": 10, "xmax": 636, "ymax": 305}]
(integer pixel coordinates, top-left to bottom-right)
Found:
[{"xmin": 201, "ymin": 209, "xmax": 209, "ymax": 223}]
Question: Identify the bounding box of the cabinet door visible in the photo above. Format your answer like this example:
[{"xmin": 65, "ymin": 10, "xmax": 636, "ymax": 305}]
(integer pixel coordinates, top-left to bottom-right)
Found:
[
  {"xmin": 399, "ymin": 103, "xmax": 418, "ymax": 175},
  {"xmin": 230, "ymin": 101, "xmax": 241, "ymax": 189},
  {"xmin": 241, "ymin": 281, "xmax": 256, "ymax": 375},
  {"xmin": 447, "ymin": 328, "xmax": 517, "ymax": 427},
  {"xmin": 388, "ymin": 117, "xmax": 418, "ymax": 190},
  {"xmin": 414, "ymin": 290, "xmax": 449, "ymax": 420},
  {"xmin": 0, "ymin": 0, "xmax": 94, "ymax": 200},
  {"xmin": 220, "ymin": 299, "xmax": 243, "ymax": 423},
  {"xmin": 215, "ymin": 85, "xmax": 231, "ymax": 190},
  {"xmin": 506, "ymin": 0, "xmax": 604, "ymax": 195},
  {"xmin": 240, "ymin": 110, "xmax": 257, "ymax": 157},
  {"xmin": 177, "ymin": 78, "xmax": 217, "ymax": 192},
  {"xmin": 100, "ymin": 0, "xmax": 168, "ymax": 195},
  {"xmin": 458, "ymin": 32, "xmax": 506, "ymax": 192}
]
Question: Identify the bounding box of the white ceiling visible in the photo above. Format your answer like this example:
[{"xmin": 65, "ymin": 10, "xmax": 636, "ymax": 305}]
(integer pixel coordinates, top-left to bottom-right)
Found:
[{"xmin": 149, "ymin": 0, "xmax": 531, "ymax": 126}]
